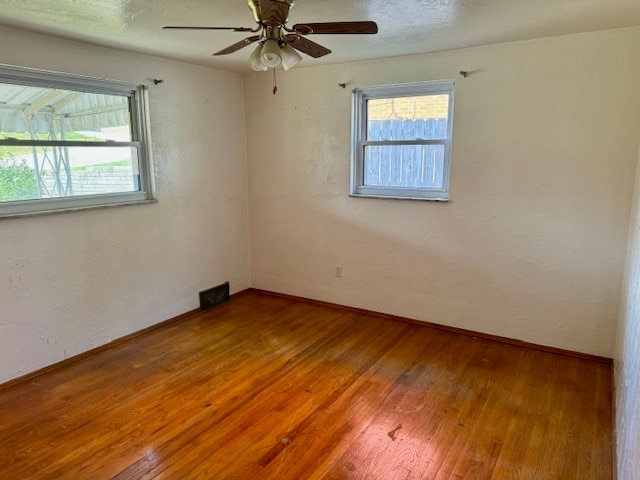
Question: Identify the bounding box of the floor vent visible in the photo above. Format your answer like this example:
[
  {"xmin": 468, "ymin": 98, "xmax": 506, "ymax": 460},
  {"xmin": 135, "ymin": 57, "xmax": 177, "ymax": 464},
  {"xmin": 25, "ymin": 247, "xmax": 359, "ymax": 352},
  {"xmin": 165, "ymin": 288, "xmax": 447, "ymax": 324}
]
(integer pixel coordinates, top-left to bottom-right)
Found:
[{"xmin": 199, "ymin": 282, "xmax": 230, "ymax": 311}]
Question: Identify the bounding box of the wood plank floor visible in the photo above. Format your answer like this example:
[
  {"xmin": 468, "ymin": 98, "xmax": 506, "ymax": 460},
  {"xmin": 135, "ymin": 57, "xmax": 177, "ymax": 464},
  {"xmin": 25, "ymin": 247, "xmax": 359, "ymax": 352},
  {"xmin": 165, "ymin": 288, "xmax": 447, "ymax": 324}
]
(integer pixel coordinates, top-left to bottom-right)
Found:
[{"xmin": 0, "ymin": 291, "xmax": 612, "ymax": 479}]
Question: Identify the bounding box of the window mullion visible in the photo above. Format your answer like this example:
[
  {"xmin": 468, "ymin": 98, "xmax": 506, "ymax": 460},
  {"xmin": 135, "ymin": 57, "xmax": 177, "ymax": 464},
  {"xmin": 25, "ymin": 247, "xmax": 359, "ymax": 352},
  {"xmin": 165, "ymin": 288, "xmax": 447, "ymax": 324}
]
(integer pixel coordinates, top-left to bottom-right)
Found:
[
  {"xmin": 0, "ymin": 140, "xmax": 141, "ymax": 147},
  {"xmin": 362, "ymin": 140, "xmax": 448, "ymax": 147}
]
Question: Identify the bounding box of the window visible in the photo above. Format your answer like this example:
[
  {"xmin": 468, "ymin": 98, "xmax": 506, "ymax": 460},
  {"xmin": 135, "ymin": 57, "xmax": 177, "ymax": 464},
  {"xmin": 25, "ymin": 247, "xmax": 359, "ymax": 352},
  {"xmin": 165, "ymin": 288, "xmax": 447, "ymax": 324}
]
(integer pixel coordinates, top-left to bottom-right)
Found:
[
  {"xmin": 350, "ymin": 80, "xmax": 455, "ymax": 200},
  {"xmin": 0, "ymin": 64, "xmax": 154, "ymax": 217}
]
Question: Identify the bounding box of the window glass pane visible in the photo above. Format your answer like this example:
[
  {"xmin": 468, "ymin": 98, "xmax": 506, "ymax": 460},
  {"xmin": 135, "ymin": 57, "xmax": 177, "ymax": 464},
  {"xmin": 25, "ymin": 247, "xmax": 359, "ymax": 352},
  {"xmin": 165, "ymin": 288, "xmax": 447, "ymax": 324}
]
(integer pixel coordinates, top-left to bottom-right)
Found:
[
  {"xmin": 364, "ymin": 145, "xmax": 445, "ymax": 189},
  {"xmin": 0, "ymin": 146, "xmax": 139, "ymax": 202},
  {"xmin": 0, "ymin": 82, "xmax": 132, "ymax": 142},
  {"xmin": 367, "ymin": 95, "xmax": 449, "ymax": 141}
]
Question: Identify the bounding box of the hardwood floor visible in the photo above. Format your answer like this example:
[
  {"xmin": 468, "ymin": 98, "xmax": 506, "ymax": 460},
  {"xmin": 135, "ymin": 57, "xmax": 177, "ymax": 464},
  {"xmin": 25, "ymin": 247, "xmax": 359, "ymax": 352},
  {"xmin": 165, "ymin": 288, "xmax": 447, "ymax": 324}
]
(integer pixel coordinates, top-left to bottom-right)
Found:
[{"xmin": 0, "ymin": 291, "xmax": 612, "ymax": 479}]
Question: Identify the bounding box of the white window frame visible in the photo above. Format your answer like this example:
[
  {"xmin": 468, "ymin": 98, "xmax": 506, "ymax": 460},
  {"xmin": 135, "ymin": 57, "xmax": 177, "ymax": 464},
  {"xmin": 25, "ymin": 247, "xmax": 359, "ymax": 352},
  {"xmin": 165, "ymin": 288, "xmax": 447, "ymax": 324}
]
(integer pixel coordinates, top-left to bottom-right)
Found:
[
  {"xmin": 0, "ymin": 64, "xmax": 155, "ymax": 218},
  {"xmin": 350, "ymin": 80, "xmax": 455, "ymax": 201}
]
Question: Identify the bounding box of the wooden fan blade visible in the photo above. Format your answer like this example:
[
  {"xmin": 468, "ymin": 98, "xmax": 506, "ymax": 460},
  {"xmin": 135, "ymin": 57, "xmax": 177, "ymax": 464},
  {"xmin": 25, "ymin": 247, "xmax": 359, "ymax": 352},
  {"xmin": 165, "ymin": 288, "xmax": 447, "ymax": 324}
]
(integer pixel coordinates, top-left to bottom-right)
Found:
[
  {"xmin": 214, "ymin": 36, "xmax": 260, "ymax": 56},
  {"xmin": 293, "ymin": 21, "xmax": 378, "ymax": 35},
  {"xmin": 163, "ymin": 26, "xmax": 255, "ymax": 32},
  {"xmin": 285, "ymin": 35, "xmax": 331, "ymax": 58},
  {"xmin": 261, "ymin": 0, "xmax": 293, "ymax": 26}
]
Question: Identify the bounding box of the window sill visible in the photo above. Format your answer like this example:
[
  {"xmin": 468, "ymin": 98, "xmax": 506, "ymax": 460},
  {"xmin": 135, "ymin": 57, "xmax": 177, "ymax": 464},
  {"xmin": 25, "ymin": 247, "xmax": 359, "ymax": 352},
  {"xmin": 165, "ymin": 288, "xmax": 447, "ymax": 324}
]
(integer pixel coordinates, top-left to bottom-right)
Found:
[
  {"xmin": 349, "ymin": 193, "xmax": 449, "ymax": 202},
  {"xmin": 0, "ymin": 199, "xmax": 158, "ymax": 220}
]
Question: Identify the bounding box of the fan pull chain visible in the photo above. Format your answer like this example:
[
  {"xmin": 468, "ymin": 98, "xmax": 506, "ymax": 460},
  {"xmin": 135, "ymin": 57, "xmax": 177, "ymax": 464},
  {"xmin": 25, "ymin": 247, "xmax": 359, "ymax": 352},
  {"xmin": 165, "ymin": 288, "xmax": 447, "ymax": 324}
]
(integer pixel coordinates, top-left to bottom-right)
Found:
[{"xmin": 272, "ymin": 68, "xmax": 278, "ymax": 95}]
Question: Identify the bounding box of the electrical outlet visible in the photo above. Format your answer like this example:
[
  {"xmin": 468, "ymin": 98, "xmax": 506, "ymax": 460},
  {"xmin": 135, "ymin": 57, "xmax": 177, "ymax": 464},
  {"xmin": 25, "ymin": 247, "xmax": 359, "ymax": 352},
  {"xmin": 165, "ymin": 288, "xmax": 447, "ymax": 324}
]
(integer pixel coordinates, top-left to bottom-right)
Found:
[{"xmin": 335, "ymin": 265, "xmax": 343, "ymax": 277}]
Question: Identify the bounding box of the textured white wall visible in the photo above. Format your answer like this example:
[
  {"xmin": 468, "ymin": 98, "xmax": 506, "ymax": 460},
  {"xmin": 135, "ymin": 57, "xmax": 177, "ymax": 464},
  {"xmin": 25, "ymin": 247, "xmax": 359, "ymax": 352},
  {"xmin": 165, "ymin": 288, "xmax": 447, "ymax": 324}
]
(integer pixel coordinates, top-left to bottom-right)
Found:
[
  {"xmin": 615, "ymin": 147, "xmax": 640, "ymax": 480},
  {"xmin": 0, "ymin": 26, "xmax": 251, "ymax": 383},
  {"xmin": 245, "ymin": 27, "xmax": 640, "ymax": 357}
]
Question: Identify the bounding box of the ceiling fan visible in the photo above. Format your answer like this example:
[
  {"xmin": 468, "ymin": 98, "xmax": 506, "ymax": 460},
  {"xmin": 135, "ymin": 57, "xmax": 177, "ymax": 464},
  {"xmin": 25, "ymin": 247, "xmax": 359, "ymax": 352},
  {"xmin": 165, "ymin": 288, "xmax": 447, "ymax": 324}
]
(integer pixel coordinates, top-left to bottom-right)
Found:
[{"xmin": 163, "ymin": 0, "xmax": 378, "ymax": 72}]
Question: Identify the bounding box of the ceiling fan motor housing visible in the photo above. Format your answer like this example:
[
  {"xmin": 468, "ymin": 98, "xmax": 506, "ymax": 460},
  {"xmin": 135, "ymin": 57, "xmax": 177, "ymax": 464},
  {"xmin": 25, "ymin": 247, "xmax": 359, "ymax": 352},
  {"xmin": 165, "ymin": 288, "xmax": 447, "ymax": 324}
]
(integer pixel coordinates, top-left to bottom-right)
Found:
[{"xmin": 247, "ymin": 0, "xmax": 295, "ymax": 26}]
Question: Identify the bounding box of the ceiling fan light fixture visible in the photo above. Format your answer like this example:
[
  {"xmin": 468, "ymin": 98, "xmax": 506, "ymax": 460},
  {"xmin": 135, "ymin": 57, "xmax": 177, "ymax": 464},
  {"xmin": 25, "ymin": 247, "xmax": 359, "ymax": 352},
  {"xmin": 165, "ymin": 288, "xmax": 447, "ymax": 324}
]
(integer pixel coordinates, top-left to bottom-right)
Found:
[
  {"xmin": 249, "ymin": 44, "xmax": 268, "ymax": 71},
  {"xmin": 280, "ymin": 43, "xmax": 302, "ymax": 71},
  {"xmin": 260, "ymin": 39, "xmax": 282, "ymax": 68}
]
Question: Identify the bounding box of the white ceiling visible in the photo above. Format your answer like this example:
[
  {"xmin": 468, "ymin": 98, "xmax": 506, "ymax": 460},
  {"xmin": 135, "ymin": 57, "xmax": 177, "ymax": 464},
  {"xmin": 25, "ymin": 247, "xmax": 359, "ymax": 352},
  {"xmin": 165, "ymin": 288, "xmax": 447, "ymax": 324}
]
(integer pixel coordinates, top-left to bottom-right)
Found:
[{"xmin": 0, "ymin": 0, "xmax": 639, "ymax": 73}]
